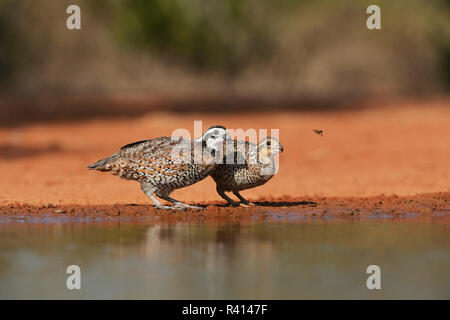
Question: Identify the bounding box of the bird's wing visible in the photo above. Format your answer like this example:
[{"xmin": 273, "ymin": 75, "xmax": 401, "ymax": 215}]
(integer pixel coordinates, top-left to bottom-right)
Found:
[
  {"xmin": 118, "ymin": 137, "xmax": 193, "ymax": 161},
  {"xmin": 221, "ymin": 140, "xmax": 255, "ymax": 166}
]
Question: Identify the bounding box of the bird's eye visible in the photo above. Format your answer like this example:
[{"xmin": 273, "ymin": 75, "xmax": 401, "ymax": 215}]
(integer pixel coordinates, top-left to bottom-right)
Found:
[{"xmin": 267, "ymin": 141, "xmax": 271, "ymax": 146}]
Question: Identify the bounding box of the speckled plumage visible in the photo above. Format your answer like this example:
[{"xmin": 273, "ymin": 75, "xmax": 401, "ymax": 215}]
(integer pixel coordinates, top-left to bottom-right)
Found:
[
  {"xmin": 210, "ymin": 137, "xmax": 284, "ymax": 206},
  {"xmin": 88, "ymin": 127, "xmax": 228, "ymax": 210}
]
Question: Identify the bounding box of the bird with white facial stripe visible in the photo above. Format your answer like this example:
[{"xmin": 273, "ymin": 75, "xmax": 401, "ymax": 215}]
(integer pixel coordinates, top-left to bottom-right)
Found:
[{"xmin": 87, "ymin": 126, "xmax": 229, "ymax": 210}]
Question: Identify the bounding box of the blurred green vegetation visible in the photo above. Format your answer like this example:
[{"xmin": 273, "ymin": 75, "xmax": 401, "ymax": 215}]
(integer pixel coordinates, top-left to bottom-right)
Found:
[
  {"xmin": 93, "ymin": 0, "xmax": 450, "ymax": 84},
  {"xmin": 434, "ymin": 25, "xmax": 450, "ymax": 88},
  {"xmin": 0, "ymin": 0, "xmax": 449, "ymax": 97},
  {"xmin": 101, "ymin": 0, "xmax": 277, "ymax": 74},
  {"xmin": 0, "ymin": 1, "xmax": 21, "ymax": 84}
]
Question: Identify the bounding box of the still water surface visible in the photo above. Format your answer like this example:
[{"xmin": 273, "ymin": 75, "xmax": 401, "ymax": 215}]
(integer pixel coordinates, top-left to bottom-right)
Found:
[{"xmin": 0, "ymin": 217, "xmax": 448, "ymax": 299}]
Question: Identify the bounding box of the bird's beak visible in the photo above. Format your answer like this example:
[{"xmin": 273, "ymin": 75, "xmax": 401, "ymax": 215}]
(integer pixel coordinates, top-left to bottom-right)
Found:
[{"xmin": 279, "ymin": 145, "xmax": 284, "ymax": 153}]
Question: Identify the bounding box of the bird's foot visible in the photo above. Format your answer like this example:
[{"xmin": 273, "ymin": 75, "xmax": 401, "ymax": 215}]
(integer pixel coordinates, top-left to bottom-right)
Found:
[
  {"xmin": 173, "ymin": 203, "xmax": 203, "ymax": 210},
  {"xmin": 241, "ymin": 202, "xmax": 255, "ymax": 207},
  {"xmin": 226, "ymin": 201, "xmax": 241, "ymax": 207},
  {"xmin": 154, "ymin": 205, "xmax": 179, "ymax": 211},
  {"xmin": 238, "ymin": 203, "xmax": 250, "ymax": 208}
]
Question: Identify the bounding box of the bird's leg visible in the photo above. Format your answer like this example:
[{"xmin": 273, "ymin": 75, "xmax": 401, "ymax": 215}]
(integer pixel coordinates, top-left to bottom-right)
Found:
[
  {"xmin": 141, "ymin": 183, "xmax": 174, "ymax": 210},
  {"xmin": 233, "ymin": 191, "xmax": 255, "ymax": 207},
  {"xmin": 216, "ymin": 186, "xmax": 240, "ymax": 207},
  {"xmin": 156, "ymin": 190, "xmax": 203, "ymax": 210}
]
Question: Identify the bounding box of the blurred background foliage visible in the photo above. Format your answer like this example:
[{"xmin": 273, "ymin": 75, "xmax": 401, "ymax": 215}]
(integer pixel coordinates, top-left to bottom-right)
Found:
[
  {"xmin": 102, "ymin": 0, "xmax": 276, "ymax": 74},
  {"xmin": 0, "ymin": 0, "xmax": 449, "ymax": 103}
]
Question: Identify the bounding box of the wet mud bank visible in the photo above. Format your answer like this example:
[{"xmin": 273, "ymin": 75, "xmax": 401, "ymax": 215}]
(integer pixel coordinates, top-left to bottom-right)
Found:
[{"xmin": 1, "ymin": 192, "xmax": 448, "ymax": 224}]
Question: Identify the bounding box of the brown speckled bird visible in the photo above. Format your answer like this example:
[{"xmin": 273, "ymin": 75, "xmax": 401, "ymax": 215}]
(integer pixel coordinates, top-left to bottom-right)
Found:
[
  {"xmin": 210, "ymin": 136, "xmax": 284, "ymax": 206},
  {"xmin": 87, "ymin": 126, "xmax": 229, "ymax": 210}
]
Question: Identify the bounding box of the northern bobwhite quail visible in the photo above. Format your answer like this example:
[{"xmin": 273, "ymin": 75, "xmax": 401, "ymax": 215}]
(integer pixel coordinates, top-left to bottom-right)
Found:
[
  {"xmin": 87, "ymin": 126, "xmax": 229, "ymax": 210},
  {"xmin": 210, "ymin": 136, "xmax": 284, "ymax": 206}
]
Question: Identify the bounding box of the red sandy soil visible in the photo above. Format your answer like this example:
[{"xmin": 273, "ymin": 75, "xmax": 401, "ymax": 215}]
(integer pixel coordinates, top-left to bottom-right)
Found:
[{"xmin": 0, "ymin": 98, "xmax": 449, "ymax": 218}]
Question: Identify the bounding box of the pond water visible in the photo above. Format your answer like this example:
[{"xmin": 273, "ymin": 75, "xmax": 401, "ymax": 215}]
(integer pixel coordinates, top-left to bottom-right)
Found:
[{"xmin": 0, "ymin": 217, "xmax": 448, "ymax": 299}]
